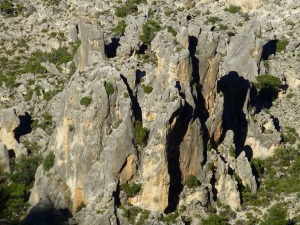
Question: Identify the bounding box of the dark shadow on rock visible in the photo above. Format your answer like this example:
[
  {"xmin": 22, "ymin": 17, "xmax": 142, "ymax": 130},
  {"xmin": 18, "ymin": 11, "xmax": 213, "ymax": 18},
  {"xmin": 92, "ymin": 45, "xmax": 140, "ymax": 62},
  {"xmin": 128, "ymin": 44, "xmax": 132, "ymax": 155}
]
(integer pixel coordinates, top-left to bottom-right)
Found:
[
  {"xmin": 271, "ymin": 116, "xmax": 280, "ymax": 132},
  {"xmin": 262, "ymin": 40, "xmax": 278, "ymax": 60},
  {"xmin": 165, "ymin": 103, "xmax": 193, "ymax": 213},
  {"xmin": 135, "ymin": 69, "xmax": 146, "ymax": 85},
  {"xmin": 22, "ymin": 202, "xmax": 72, "ymax": 225},
  {"xmin": 243, "ymin": 145, "xmax": 253, "ymax": 160},
  {"xmin": 120, "ymin": 74, "xmax": 142, "ymax": 122},
  {"xmin": 137, "ymin": 44, "xmax": 148, "ymax": 54},
  {"xmin": 188, "ymin": 35, "xmax": 210, "ymax": 164},
  {"xmin": 105, "ymin": 38, "xmax": 120, "ymax": 58},
  {"xmin": 8, "ymin": 149, "xmax": 16, "ymax": 159},
  {"xmin": 217, "ymin": 71, "xmax": 250, "ymax": 156},
  {"xmin": 14, "ymin": 112, "xmax": 32, "ymax": 143}
]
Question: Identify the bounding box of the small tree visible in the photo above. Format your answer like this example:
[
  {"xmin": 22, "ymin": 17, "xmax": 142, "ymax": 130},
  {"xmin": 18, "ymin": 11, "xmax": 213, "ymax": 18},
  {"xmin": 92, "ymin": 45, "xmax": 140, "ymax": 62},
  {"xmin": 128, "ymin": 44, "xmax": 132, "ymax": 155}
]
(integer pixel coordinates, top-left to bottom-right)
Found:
[
  {"xmin": 134, "ymin": 121, "xmax": 149, "ymax": 147},
  {"xmin": 105, "ymin": 82, "xmax": 114, "ymax": 96},
  {"xmin": 139, "ymin": 20, "xmax": 161, "ymax": 45},
  {"xmin": 121, "ymin": 182, "xmax": 141, "ymax": 197},
  {"xmin": 261, "ymin": 203, "xmax": 288, "ymax": 225},
  {"xmin": 43, "ymin": 152, "xmax": 55, "ymax": 171},
  {"xmin": 256, "ymin": 74, "xmax": 281, "ymax": 90},
  {"xmin": 186, "ymin": 175, "xmax": 200, "ymax": 188}
]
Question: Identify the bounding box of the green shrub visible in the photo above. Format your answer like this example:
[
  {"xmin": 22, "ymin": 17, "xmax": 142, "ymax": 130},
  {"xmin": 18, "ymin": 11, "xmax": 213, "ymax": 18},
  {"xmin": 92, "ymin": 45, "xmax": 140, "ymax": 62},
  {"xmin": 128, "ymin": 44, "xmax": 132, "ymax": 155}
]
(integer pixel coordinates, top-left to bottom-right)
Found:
[
  {"xmin": 229, "ymin": 145, "xmax": 236, "ymax": 158},
  {"xmin": 115, "ymin": 0, "xmax": 146, "ymax": 17},
  {"xmin": 139, "ymin": 20, "xmax": 161, "ymax": 45},
  {"xmin": 167, "ymin": 26, "xmax": 177, "ymax": 36},
  {"xmin": 186, "ymin": 175, "xmax": 200, "ymax": 188},
  {"xmin": 43, "ymin": 152, "xmax": 55, "ymax": 171},
  {"xmin": 112, "ymin": 20, "xmax": 127, "ymax": 36},
  {"xmin": 43, "ymin": 91, "xmax": 52, "ymax": 101},
  {"xmin": 256, "ymin": 74, "xmax": 281, "ymax": 89},
  {"xmin": 134, "ymin": 121, "xmax": 149, "ymax": 147},
  {"xmin": 24, "ymin": 89, "xmax": 34, "ymax": 101},
  {"xmin": 9, "ymin": 154, "xmax": 41, "ymax": 189},
  {"xmin": 121, "ymin": 182, "xmax": 141, "ymax": 197},
  {"xmin": 143, "ymin": 85, "xmax": 153, "ymax": 94},
  {"xmin": 105, "ymin": 82, "xmax": 114, "ymax": 95},
  {"xmin": 76, "ymin": 202, "xmax": 86, "ymax": 212},
  {"xmin": 42, "ymin": 112, "xmax": 52, "ymax": 121},
  {"xmin": 276, "ymin": 40, "xmax": 289, "ymax": 52},
  {"xmin": 80, "ymin": 96, "xmax": 92, "ymax": 106},
  {"xmin": 225, "ymin": 5, "xmax": 241, "ymax": 14},
  {"xmin": 204, "ymin": 16, "xmax": 220, "ymax": 25},
  {"xmin": 202, "ymin": 214, "xmax": 229, "ymax": 225},
  {"xmin": 261, "ymin": 204, "xmax": 287, "ymax": 225},
  {"xmin": 0, "ymin": 0, "xmax": 14, "ymax": 15}
]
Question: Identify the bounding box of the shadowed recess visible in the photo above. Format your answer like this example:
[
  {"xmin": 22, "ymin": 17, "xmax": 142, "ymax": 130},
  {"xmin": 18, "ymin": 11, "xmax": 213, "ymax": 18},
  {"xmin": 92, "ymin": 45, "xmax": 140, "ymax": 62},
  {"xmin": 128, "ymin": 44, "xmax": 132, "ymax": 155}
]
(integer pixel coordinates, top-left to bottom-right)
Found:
[{"xmin": 14, "ymin": 112, "xmax": 33, "ymax": 142}]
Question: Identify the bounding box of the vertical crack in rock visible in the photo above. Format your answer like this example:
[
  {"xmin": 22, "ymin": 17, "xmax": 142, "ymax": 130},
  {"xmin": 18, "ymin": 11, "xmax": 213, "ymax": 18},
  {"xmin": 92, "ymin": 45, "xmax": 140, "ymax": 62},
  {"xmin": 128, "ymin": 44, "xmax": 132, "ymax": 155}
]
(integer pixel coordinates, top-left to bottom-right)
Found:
[
  {"xmin": 165, "ymin": 103, "xmax": 193, "ymax": 213},
  {"xmin": 188, "ymin": 35, "xmax": 210, "ymax": 164},
  {"xmin": 120, "ymin": 74, "xmax": 142, "ymax": 122}
]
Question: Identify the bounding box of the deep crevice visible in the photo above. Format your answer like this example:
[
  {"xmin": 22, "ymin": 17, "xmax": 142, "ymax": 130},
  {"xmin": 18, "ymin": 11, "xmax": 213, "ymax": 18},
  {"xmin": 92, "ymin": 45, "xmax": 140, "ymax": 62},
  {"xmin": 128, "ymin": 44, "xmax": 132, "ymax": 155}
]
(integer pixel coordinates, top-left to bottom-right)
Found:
[
  {"xmin": 120, "ymin": 74, "xmax": 142, "ymax": 122},
  {"xmin": 105, "ymin": 38, "xmax": 120, "ymax": 58},
  {"xmin": 14, "ymin": 112, "xmax": 33, "ymax": 142},
  {"xmin": 261, "ymin": 40, "xmax": 278, "ymax": 60},
  {"xmin": 164, "ymin": 103, "xmax": 193, "ymax": 213},
  {"xmin": 188, "ymin": 35, "xmax": 210, "ymax": 164}
]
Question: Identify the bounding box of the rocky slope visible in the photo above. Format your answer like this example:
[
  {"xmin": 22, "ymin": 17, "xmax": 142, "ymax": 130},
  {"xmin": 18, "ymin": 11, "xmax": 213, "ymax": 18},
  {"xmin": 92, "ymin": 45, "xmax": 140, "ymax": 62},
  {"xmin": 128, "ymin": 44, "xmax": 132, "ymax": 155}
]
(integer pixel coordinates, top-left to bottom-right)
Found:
[{"xmin": 0, "ymin": 0, "xmax": 300, "ymax": 224}]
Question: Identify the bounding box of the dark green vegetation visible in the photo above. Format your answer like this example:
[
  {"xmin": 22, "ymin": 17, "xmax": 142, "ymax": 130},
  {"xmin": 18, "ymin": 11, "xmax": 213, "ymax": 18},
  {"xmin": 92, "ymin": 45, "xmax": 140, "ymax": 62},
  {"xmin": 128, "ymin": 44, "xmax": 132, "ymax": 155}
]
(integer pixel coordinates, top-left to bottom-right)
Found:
[
  {"xmin": 112, "ymin": 20, "xmax": 127, "ymax": 36},
  {"xmin": 0, "ymin": 0, "xmax": 23, "ymax": 16},
  {"xmin": 105, "ymin": 82, "xmax": 115, "ymax": 96},
  {"xmin": 261, "ymin": 204, "xmax": 288, "ymax": 225},
  {"xmin": 256, "ymin": 74, "xmax": 281, "ymax": 90},
  {"xmin": 134, "ymin": 121, "xmax": 149, "ymax": 147},
  {"xmin": 224, "ymin": 5, "xmax": 241, "ymax": 14},
  {"xmin": 80, "ymin": 96, "xmax": 92, "ymax": 106},
  {"xmin": 142, "ymin": 85, "xmax": 153, "ymax": 94},
  {"xmin": 122, "ymin": 205, "xmax": 150, "ymax": 225},
  {"xmin": 121, "ymin": 182, "xmax": 141, "ymax": 197},
  {"xmin": 76, "ymin": 202, "xmax": 86, "ymax": 212},
  {"xmin": 139, "ymin": 20, "xmax": 161, "ymax": 45},
  {"xmin": 255, "ymin": 74, "xmax": 281, "ymax": 104},
  {"xmin": 0, "ymin": 154, "xmax": 41, "ymax": 222},
  {"xmin": 0, "ymin": 40, "xmax": 80, "ymax": 88},
  {"xmin": 276, "ymin": 40, "xmax": 289, "ymax": 52},
  {"xmin": 185, "ymin": 175, "xmax": 200, "ymax": 188},
  {"xmin": 43, "ymin": 152, "xmax": 55, "ymax": 171},
  {"xmin": 115, "ymin": 0, "xmax": 146, "ymax": 17}
]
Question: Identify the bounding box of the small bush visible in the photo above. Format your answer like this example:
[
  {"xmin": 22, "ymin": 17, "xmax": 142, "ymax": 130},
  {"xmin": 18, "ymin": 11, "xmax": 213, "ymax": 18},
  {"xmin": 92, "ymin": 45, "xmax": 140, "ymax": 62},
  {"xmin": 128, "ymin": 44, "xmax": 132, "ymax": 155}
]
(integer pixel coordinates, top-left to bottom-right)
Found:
[
  {"xmin": 225, "ymin": 5, "xmax": 241, "ymax": 14},
  {"xmin": 202, "ymin": 214, "xmax": 229, "ymax": 225},
  {"xmin": 229, "ymin": 145, "xmax": 236, "ymax": 158},
  {"xmin": 105, "ymin": 82, "xmax": 114, "ymax": 96},
  {"xmin": 261, "ymin": 203, "xmax": 287, "ymax": 225},
  {"xmin": 276, "ymin": 40, "xmax": 289, "ymax": 52},
  {"xmin": 121, "ymin": 182, "xmax": 141, "ymax": 197},
  {"xmin": 112, "ymin": 20, "xmax": 127, "ymax": 36},
  {"xmin": 80, "ymin": 96, "xmax": 92, "ymax": 106},
  {"xmin": 43, "ymin": 152, "xmax": 55, "ymax": 171},
  {"xmin": 143, "ymin": 85, "xmax": 153, "ymax": 94},
  {"xmin": 42, "ymin": 112, "xmax": 52, "ymax": 121},
  {"xmin": 186, "ymin": 175, "xmax": 200, "ymax": 188},
  {"xmin": 134, "ymin": 121, "xmax": 149, "ymax": 147},
  {"xmin": 76, "ymin": 202, "xmax": 86, "ymax": 212},
  {"xmin": 256, "ymin": 74, "xmax": 281, "ymax": 89},
  {"xmin": 204, "ymin": 16, "xmax": 220, "ymax": 25},
  {"xmin": 139, "ymin": 20, "xmax": 161, "ymax": 45}
]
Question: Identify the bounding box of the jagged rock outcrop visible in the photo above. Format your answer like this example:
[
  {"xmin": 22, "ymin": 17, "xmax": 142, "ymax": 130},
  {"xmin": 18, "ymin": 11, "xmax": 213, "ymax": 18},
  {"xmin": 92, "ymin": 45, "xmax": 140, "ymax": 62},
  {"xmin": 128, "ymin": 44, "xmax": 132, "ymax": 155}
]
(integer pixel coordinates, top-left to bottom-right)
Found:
[
  {"xmin": 30, "ymin": 66, "xmax": 136, "ymax": 224},
  {"xmin": 75, "ymin": 21, "xmax": 105, "ymax": 69},
  {"xmin": 0, "ymin": 109, "xmax": 27, "ymax": 158},
  {"xmin": 223, "ymin": 21, "xmax": 263, "ymax": 82}
]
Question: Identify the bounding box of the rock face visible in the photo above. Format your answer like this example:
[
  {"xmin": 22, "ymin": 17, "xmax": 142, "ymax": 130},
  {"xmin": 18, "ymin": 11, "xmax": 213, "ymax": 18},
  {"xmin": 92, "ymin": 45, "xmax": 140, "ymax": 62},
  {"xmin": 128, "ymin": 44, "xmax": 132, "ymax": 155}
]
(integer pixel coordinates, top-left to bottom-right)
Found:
[
  {"xmin": 2, "ymin": 0, "xmax": 299, "ymax": 224},
  {"xmin": 0, "ymin": 109, "xmax": 27, "ymax": 158}
]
